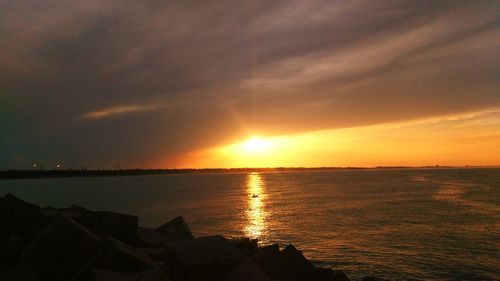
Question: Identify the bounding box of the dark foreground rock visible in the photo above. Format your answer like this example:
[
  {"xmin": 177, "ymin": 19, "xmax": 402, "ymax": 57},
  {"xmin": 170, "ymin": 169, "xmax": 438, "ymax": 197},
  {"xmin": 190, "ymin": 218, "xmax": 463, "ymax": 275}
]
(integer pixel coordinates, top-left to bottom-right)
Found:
[
  {"xmin": 361, "ymin": 277, "xmax": 392, "ymax": 281},
  {"xmin": 0, "ymin": 194, "xmax": 390, "ymax": 281},
  {"xmin": 20, "ymin": 215, "xmax": 104, "ymax": 281},
  {"xmin": 77, "ymin": 210, "xmax": 139, "ymax": 245},
  {"xmin": 165, "ymin": 235, "xmax": 244, "ymax": 281},
  {"xmin": 0, "ymin": 194, "xmax": 52, "ymax": 242},
  {"xmin": 225, "ymin": 258, "xmax": 272, "ymax": 281},
  {"xmin": 156, "ymin": 216, "xmax": 195, "ymax": 241},
  {"xmin": 86, "ymin": 268, "xmax": 171, "ymax": 281}
]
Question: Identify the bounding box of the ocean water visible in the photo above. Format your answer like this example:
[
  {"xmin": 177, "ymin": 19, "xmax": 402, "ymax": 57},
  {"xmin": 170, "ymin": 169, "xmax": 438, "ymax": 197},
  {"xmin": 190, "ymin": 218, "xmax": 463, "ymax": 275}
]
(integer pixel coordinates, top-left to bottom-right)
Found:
[{"xmin": 0, "ymin": 168, "xmax": 499, "ymax": 281}]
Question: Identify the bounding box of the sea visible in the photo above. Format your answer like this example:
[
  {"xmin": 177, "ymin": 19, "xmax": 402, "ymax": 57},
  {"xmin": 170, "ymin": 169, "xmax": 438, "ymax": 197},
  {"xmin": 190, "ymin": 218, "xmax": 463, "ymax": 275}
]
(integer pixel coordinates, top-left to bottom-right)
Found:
[{"xmin": 0, "ymin": 168, "xmax": 499, "ymax": 281}]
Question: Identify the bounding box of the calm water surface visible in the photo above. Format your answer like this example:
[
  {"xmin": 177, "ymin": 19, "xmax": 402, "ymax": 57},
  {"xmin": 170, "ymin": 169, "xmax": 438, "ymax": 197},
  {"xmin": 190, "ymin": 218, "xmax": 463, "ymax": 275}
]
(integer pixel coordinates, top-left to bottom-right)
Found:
[{"xmin": 1, "ymin": 168, "xmax": 499, "ymax": 281}]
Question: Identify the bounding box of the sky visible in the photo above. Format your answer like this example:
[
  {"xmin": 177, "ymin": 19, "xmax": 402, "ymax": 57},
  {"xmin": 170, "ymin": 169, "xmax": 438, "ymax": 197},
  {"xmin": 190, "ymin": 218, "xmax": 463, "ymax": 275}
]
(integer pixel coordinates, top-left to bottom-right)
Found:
[{"xmin": 1, "ymin": 0, "xmax": 499, "ymax": 169}]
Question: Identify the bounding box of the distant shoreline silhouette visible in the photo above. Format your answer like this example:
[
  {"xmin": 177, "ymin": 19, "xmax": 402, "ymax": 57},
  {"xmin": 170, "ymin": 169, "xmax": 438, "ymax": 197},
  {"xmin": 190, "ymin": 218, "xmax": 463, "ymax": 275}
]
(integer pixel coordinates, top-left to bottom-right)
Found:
[{"xmin": 1, "ymin": 166, "xmax": 497, "ymax": 180}]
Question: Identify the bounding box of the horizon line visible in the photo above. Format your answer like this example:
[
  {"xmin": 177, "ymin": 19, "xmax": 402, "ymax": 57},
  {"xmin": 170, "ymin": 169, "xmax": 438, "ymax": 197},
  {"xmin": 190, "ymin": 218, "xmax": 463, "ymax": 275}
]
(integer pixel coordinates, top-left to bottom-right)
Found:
[
  {"xmin": 2, "ymin": 165, "xmax": 499, "ymax": 180},
  {"xmin": 3, "ymin": 165, "xmax": 500, "ymax": 172}
]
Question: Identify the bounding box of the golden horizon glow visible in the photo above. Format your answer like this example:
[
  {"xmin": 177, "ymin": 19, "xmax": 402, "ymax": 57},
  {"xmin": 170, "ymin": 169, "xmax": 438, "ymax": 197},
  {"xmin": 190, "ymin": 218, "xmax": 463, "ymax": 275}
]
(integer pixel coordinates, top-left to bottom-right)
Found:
[
  {"xmin": 179, "ymin": 109, "xmax": 500, "ymax": 168},
  {"xmin": 244, "ymin": 137, "xmax": 272, "ymax": 153}
]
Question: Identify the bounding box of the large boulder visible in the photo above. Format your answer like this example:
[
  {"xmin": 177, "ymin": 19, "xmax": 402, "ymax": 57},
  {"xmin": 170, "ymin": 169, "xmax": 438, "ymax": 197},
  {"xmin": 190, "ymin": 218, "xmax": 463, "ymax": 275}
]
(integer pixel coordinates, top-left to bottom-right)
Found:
[
  {"xmin": 98, "ymin": 236, "xmax": 164, "ymax": 272},
  {"xmin": 137, "ymin": 227, "xmax": 173, "ymax": 247},
  {"xmin": 140, "ymin": 268, "xmax": 172, "ymax": 281},
  {"xmin": 225, "ymin": 258, "xmax": 272, "ymax": 281},
  {"xmin": 259, "ymin": 244, "xmax": 350, "ymax": 281},
  {"xmin": 227, "ymin": 237, "xmax": 258, "ymax": 256},
  {"xmin": 41, "ymin": 205, "xmax": 139, "ymax": 244},
  {"xmin": 0, "ymin": 265, "xmax": 38, "ymax": 281},
  {"xmin": 20, "ymin": 215, "xmax": 105, "ymax": 281},
  {"xmin": 0, "ymin": 194, "xmax": 52, "ymax": 241},
  {"xmin": 42, "ymin": 205, "xmax": 88, "ymax": 219},
  {"xmin": 86, "ymin": 268, "xmax": 171, "ymax": 281},
  {"xmin": 156, "ymin": 216, "xmax": 194, "ymax": 241},
  {"xmin": 260, "ymin": 244, "xmax": 280, "ymax": 256},
  {"xmin": 252, "ymin": 244, "xmax": 280, "ymax": 269},
  {"xmin": 361, "ymin": 277, "xmax": 391, "ymax": 281},
  {"xmin": 86, "ymin": 268, "xmax": 139, "ymax": 281},
  {"xmin": 77, "ymin": 210, "xmax": 139, "ymax": 245},
  {"xmin": 165, "ymin": 235, "xmax": 244, "ymax": 281},
  {"xmin": 268, "ymin": 244, "xmax": 316, "ymax": 281},
  {"xmin": 0, "ymin": 235, "xmax": 27, "ymax": 264},
  {"xmin": 314, "ymin": 268, "xmax": 351, "ymax": 281}
]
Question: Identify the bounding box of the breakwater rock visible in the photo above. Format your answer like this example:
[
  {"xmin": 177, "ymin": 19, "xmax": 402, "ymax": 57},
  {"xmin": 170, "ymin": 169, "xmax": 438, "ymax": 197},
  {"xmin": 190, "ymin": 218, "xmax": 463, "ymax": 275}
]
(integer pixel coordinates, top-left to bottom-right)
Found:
[{"xmin": 0, "ymin": 194, "xmax": 389, "ymax": 281}]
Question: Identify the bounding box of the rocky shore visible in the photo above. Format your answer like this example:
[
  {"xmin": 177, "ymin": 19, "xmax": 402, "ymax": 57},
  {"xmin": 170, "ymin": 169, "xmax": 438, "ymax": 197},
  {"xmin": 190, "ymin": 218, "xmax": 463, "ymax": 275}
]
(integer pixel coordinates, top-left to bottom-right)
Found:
[{"xmin": 0, "ymin": 194, "xmax": 389, "ymax": 281}]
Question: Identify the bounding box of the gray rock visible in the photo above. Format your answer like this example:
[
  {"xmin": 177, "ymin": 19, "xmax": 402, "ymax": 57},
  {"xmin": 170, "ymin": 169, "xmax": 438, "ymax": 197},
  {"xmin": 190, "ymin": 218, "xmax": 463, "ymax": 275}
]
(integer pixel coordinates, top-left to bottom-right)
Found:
[
  {"xmin": 261, "ymin": 244, "xmax": 333, "ymax": 281},
  {"xmin": 99, "ymin": 236, "xmax": 163, "ymax": 272},
  {"xmin": 87, "ymin": 268, "xmax": 171, "ymax": 281},
  {"xmin": 259, "ymin": 244, "xmax": 351, "ymax": 281},
  {"xmin": 314, "ymin": 268, "xmax": 350, "ymax": 281},
  {"xmin": 260, "ymin": 244, "xmax": 280, "ymax": 256},
  {"xmin": 87, "ymin": 268, "xmax": 140, "ymax": 281},
  {"xmin": 165, "ymin": 235, "xmax": 244, "ymax": 281},
  {"xmin": 140, "ymin": 268, "xmax": 172, "ymax": 281},
  {"xmin": 77, "ymin": 210, "xmax": 139, "ymax": 245},
  {"xmin": 227, "ymin": 237, "xmax": 258, "ymax": 256},
  {"xmin": 0, "ymin": 235, "xmax": 26, "ymax": 264},
  {"xmin": 137, "ymin": 227, "xmax": 173, "ymax": 247},
  {"xmin": 0, "ymin": 265, "xmax": 38, "ymax": 281},
  {"xmin": 225, "ymin": 258, "xmax": 272, "ymax": 281},
  {"xmin": 20, "ymin": 215, "xmax": 104, "ymax": 281},
  {"xmin": 361, "ymin": 277, "xmax": 390, "ymax": 281},
  {"xmin": 251, "ymin": 244, "xmax": 279, "ymax": 274},
  {"xmin": 0, "ymin": 194, "xmax": 51, "ymax": 241},
  {"xmin": 41, "ymin": 205, "xmax": 139, "ymax": 245},
  {"xmin": 42, "ymin": 205, "xmax": 88, "ymax": 219},
  {"xmin": 156, "ymin": 216, "xmax": 194, "ymax": 241}
]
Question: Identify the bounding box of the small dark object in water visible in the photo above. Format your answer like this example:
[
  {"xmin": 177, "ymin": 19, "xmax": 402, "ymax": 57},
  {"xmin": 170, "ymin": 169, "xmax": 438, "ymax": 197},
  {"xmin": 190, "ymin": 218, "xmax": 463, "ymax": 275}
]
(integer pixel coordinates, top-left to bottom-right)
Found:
[{"xmin": 252, "ymin": 194, "xmax": 259, "ymax": 198}]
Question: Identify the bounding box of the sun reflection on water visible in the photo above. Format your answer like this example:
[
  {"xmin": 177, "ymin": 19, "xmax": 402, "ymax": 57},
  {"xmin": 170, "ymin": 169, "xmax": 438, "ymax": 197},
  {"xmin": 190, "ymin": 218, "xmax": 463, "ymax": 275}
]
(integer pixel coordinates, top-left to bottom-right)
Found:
[{"xmin": 244, "ymin": 172, "xmax": 267, "ymax": 239}]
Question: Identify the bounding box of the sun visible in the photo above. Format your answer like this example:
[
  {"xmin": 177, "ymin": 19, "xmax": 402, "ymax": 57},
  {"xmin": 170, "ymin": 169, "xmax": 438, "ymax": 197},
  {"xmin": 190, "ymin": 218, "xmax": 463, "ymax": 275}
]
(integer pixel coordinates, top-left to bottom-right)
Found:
[{"xmin": 244, "ymin": 137, "xmax": 272, "ymax": 153}]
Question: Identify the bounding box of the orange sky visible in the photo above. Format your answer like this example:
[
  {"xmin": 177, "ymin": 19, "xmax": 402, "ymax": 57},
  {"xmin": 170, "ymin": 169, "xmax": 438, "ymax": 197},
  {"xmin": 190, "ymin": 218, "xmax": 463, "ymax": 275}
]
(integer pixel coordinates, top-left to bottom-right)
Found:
[
  {"xmin": 180, "ymin": 109, "xmax": 500, "ymax": 168},
  {"xmin": 1, "ymin": 1, "xmax": 499, "ymax": 169}
]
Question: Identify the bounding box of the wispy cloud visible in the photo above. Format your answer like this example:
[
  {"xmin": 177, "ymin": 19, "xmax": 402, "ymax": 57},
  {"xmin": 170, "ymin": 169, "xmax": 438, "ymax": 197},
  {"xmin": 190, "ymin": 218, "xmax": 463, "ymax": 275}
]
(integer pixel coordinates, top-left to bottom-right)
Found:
[{"xmin": 82, "ymin": 104, "xmax": 165, "ymax": 119}]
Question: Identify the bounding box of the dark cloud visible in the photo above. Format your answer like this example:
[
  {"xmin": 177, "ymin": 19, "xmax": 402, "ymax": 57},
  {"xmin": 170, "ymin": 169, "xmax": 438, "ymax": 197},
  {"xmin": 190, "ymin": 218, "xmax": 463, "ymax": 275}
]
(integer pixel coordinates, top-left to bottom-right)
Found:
[{"xmin": 1, "ymin": 0, "xmax": 499, "ymax": 168}]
